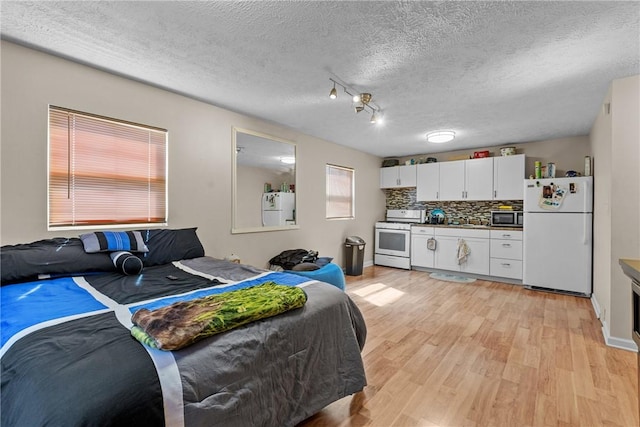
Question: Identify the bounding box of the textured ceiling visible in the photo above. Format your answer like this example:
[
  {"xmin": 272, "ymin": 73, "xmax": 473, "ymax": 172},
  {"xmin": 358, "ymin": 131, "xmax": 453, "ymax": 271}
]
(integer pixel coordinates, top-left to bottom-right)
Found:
[{"xmin": 1, "ymin": 1, "xmax": 638, "ymax": 157}]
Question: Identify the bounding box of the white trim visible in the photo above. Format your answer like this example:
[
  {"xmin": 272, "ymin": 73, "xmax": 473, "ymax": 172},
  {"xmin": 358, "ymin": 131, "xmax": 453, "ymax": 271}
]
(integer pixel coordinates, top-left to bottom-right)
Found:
[
  {"xmin": 590, "ymin": 294, "xmax": 637, "ymax": 352},
  {"xmin": 601, "ymin": 318, "xmax": 638, "ymax": 352},
  {"xmin": 590, "ymin": 294, "xmax": 602, "ymax": 318}
]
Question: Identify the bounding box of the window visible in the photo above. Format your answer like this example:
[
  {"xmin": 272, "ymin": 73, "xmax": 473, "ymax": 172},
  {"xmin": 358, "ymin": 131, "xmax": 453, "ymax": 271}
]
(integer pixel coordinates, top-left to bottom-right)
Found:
[
  {"xmin": 48, "ymin": 106, "xmax": 167, "ymax": 229},
  {"xmin": 326, "ymin": 164, "xmax": 354, "ymax": 219}
]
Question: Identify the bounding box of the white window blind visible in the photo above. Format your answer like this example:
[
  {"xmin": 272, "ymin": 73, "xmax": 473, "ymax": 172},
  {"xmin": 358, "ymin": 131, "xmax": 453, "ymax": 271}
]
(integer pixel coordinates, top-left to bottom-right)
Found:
[
  {"xmin": 326, "ymin": 164, "xmax": 354, "ymax": 219},
  {"xmin": 48, "ymin": 106, "xmax": 167, "ymax": 228}
]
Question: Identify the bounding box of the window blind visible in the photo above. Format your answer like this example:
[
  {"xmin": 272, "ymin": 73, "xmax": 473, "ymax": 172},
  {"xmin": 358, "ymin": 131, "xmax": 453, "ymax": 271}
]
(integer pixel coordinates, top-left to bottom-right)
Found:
[
  {"xmin": 326, "ymin": 164, "xmax": 354, "ymax": 219},
  {"xmin": 48, "ymin": 106, "xmax": 167, "ymax": 228}
]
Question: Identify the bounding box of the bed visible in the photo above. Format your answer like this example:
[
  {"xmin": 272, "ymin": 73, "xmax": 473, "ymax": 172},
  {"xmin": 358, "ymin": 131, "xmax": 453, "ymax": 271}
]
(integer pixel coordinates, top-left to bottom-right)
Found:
[{"xmin": 1, "ymin": 228, "xmax": 367, "ymax": 427}]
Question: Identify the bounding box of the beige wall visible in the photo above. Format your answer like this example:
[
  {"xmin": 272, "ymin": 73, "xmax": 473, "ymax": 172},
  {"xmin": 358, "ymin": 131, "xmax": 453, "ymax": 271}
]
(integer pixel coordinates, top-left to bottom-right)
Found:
[
  {"xmin": 0, "ymin": 41, "xmax": 386, "ymax": 268},
  {"xmin": 590, "ymin": 74, "xmax": 640, "ymax": 347}
]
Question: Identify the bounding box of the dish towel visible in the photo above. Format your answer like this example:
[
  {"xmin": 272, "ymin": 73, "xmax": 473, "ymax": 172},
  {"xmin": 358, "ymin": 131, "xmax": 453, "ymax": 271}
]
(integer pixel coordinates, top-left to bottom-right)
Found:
[{"xmin": 457, "ymin": 239, "xmax": 470, "ymax": 264}]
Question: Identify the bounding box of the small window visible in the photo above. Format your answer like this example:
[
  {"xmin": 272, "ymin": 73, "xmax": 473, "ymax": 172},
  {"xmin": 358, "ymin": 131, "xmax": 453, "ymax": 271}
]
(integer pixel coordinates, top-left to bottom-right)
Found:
[
  {"xmin": 48, "ymin": 106, "xmax": 167, "ymax": 229},
  {"xmin": 326, "ymin": 164, "xmax": 354, "ymax": 219}
]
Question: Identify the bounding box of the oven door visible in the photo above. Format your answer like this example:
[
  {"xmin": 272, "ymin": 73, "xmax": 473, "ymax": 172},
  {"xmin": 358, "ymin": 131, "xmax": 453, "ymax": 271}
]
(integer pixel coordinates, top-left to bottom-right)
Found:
[{"xmin": 375, "ymin": 228, "xmax": 410, "ymax": 257}]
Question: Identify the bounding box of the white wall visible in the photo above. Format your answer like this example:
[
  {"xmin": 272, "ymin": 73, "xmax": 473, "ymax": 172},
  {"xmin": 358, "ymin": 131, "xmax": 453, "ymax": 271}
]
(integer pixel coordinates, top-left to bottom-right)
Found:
[
  {"xmin": 591, "ymin": 85, "xmax": 613, "ymax": 341},
  {"xmin": 590, "ymin": 74, "xmax": 640, "ymax": 349},
  {"xmin": 0, "ymin": 41, "xmax": 386, "ymax": 268}
]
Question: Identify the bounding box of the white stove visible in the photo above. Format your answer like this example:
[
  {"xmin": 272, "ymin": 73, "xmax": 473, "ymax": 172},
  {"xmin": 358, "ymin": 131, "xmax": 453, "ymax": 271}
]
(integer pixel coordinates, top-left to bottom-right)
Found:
[
  {"xmin": 374, "ymin": 221, "xmax": 413, "ymax": 230},
  {"xmin": 374, "ymin": 210, "xmax": 425, "ymax": 269}
]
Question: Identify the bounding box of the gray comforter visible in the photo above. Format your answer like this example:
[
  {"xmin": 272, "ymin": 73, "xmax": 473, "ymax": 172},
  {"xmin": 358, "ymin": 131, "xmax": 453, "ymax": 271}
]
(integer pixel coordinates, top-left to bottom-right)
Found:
[{"xmin": 1, "ymin": 257, "xmax": 367, "ymax": 427}]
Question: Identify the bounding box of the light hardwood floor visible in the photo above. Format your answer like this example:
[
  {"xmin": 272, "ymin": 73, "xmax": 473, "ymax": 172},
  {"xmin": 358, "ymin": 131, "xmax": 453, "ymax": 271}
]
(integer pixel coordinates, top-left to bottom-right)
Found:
[{"xmin": 299, "ymin": 266, "xmax": 638, "ymax": 427}]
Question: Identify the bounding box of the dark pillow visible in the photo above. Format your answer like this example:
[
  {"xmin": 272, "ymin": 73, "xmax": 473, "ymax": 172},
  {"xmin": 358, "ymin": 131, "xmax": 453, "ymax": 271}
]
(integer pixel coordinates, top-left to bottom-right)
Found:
[
  {"xmin": 136, "ymin": 228, "xmax": 205, "ymax": 267},
  {"xmin": 80, "ymin": 231, "xmax": 149, "ymax": 253},
  {"xmin": 110, "ymin": 251, "xmax": 143, "ymax": 275},
  {"xmin": 1, "ymin": 238, "xmax": 115, "ymax": 284},
  {"xmin": 291, "ymin": 262, "xmax": 320, "ymax": 271},
  {"xmin": 315, "ymin": 257, "xmax": 333, "ymax": 268}
]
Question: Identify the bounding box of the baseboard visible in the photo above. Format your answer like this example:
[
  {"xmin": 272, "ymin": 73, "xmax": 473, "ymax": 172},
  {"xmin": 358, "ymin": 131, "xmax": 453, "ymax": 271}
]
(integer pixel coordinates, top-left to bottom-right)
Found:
[
  {"xmin": 601, "ymin": 318, "xmax": 638, "ymax": 352},
  {"xmin": 363, "ymin": 260, "xmax": 374, "ymax": 268},
  {"xmin": 590, "ymin": 295, "xmax": 601, "ymax": 318},
  {"xmin": 590, "ymin": 296, "xmax": 637, "ymax": 352}
]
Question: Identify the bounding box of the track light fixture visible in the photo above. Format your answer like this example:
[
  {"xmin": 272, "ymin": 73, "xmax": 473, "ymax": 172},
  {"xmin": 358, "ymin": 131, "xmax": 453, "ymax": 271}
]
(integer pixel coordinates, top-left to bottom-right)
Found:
[{"xmin": 328, "ymin": 78, "xmax": 381, "ymax": 124}]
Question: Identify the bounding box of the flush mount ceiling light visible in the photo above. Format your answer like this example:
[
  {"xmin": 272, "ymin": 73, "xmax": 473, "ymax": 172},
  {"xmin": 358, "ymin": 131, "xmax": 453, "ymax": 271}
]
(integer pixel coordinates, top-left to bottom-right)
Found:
[
  {"xmin": 426, "ymin": 131, "xmax": 456, "ymax": 143},
  {"xmin": 328, "ymin": 78, "xmax": 381, "ymax": 124}
]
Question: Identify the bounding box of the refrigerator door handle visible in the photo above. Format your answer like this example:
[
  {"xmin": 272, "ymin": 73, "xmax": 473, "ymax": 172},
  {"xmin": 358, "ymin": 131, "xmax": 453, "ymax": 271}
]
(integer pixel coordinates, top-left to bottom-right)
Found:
[
  {"xmin": 583, "ymin": 180, "xmax": 589, "ymax": 213},
  {"xmin": 583, "ymin": 214, "xmax": 588, "ymax": 245}
]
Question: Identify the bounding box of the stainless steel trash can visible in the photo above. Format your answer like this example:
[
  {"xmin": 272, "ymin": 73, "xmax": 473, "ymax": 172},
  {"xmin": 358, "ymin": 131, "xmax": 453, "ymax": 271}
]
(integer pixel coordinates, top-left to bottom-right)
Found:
[{"xmin": 345, "ymin": 236, "xmax": 365, "ymax": 276}]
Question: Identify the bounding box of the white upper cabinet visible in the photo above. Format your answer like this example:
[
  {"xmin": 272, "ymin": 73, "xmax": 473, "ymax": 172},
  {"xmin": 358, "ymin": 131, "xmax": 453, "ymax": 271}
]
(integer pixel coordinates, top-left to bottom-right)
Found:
[
  {"xmin": 493, "ymin": 154, "xmax": 525, "ymax": 200},
  {"xmin": 438, "ymin": 160, "xmax": 466, "ymax": 200},
  {"xmin": 465, "ymin": 157, "xmax": 494, "ymax": 200},
  {"xmin": 385, "ymin": 154, "xmax": 525, "ymax": 201},
  {"xmin": 380, "ymin": 165, "xmax": 417, "ymax": 189},
  {"xmin": 416, "ymin": 162, "xmax": 440, "ymax": 201},
  {"xmin": 439, "ymin": 158, "xmax": 493, "ymax": 201}
]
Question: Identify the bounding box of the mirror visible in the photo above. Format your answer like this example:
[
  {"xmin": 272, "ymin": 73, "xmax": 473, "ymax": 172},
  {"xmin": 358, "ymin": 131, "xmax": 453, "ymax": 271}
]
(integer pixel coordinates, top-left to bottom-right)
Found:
[{"xmin": 232, "ymin": 127, "xmax": 298, "ymax": 233}]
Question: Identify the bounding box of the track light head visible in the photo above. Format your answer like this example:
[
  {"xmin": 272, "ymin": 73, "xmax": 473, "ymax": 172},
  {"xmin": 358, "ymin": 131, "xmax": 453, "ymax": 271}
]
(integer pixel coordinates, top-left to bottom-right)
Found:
[
  {"xmin": 329, "ymin": 83, "xmax": 337, "ymax": 99},
  {"xmin": 354, "ymin": 104, "xmax": 364, "ymax": 113}
]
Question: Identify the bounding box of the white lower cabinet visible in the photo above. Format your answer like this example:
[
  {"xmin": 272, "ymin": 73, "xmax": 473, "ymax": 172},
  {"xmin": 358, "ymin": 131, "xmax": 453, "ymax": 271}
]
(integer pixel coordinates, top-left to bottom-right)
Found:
[
  {"xmin": 433, "ymin": 228, "xmax": 490, "ymax": 275},
  {"xmin": 489, "ymin": 230, "xmax": 523, "ymax": 280},
  {"xmin": 460, "ymin": 237, "xmax": 491, "ymax": 275},
  {"xmin": 411, "ymin": 227, "xmax": 524, "ymax": 282},
  {"xmin": 433, "ymin": 236, "xmax": 461, "ymax": 271},
  {"xmin": 410, "ymin": 226, "xmax": 435, "ymax": 268}
]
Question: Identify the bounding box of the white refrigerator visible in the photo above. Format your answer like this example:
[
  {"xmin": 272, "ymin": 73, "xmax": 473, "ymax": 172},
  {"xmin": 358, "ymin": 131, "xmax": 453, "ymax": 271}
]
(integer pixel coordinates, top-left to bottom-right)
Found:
[
  {"xmin": 523, "ymin": 176, "xmax": 593, "ymax": 296},
  {"xmin": 262, "ymin": 192, "xmax": 295, "ymax": 226}
]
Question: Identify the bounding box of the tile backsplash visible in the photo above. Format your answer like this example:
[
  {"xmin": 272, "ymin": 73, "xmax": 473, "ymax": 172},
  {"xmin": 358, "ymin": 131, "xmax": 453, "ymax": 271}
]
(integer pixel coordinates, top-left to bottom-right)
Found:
[{"xmin": 384, "ymin": 188, "xmax": 523, "ymax": 225}]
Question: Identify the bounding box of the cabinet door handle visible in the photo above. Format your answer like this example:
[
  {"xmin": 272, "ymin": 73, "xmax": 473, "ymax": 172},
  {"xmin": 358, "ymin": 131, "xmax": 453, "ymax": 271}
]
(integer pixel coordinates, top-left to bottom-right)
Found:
[
  {"xmin": 502, "ymin": 234, "xmax": 511, "ymax": 238},
  {"xmin": 494, "ymin": 190, "xmax": 497, "ymax": 198},
  {"xmin": 502, "ymin": 243, "xmax": 512, "ymax": 247},
  {"xmin": 501, "ymin": 263, "xmax": 511, "ymax": 267},
  {"xmin": 436, "ymin": 191, "xmax": 439, "ymax": 199}
]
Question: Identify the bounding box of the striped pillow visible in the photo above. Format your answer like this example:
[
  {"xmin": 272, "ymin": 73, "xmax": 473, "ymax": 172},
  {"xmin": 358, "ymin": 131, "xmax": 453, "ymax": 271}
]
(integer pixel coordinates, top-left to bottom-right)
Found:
[{"xmin": 80, "ymin": 231, "xmax": 149, "ymax": 253}]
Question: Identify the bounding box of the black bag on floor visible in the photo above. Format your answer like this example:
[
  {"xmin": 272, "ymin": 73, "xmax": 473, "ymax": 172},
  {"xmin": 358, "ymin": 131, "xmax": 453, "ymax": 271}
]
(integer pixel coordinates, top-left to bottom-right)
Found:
[{"xmin": 269, "ymin": 249, "xmax": 318, "ymax": 270}]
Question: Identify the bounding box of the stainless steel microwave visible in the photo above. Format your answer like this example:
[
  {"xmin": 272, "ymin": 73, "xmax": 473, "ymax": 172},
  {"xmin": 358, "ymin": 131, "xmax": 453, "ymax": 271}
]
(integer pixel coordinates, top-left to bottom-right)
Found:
[{"xmin": 490, "ymin": 211, "xmax": 523, "ymax": 227}]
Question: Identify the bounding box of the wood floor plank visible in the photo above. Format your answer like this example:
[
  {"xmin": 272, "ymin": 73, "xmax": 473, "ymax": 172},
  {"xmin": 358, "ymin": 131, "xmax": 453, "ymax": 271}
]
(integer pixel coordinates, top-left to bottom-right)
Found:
[{"xmin": 297, "ymin": 266, "xmax": 638, "ymax": 427}]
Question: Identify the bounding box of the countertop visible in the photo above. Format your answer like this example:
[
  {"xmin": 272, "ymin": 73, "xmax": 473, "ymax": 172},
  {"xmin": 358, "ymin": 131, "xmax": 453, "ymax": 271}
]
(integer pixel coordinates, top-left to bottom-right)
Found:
[
  {"xmin": 620, "ymin": 258, "xmax": 640, "ymax": 283},
  {"xmin": 411, "ymin": 224, "xmax": 524, "ymax": 231}
]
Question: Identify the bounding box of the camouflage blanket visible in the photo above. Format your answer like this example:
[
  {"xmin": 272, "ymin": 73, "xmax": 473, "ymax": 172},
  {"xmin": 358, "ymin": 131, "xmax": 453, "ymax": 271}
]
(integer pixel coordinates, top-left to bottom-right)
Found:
[{"xmin": 131, "ymin": 282, "xmax": 307, "ymax": 350}]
